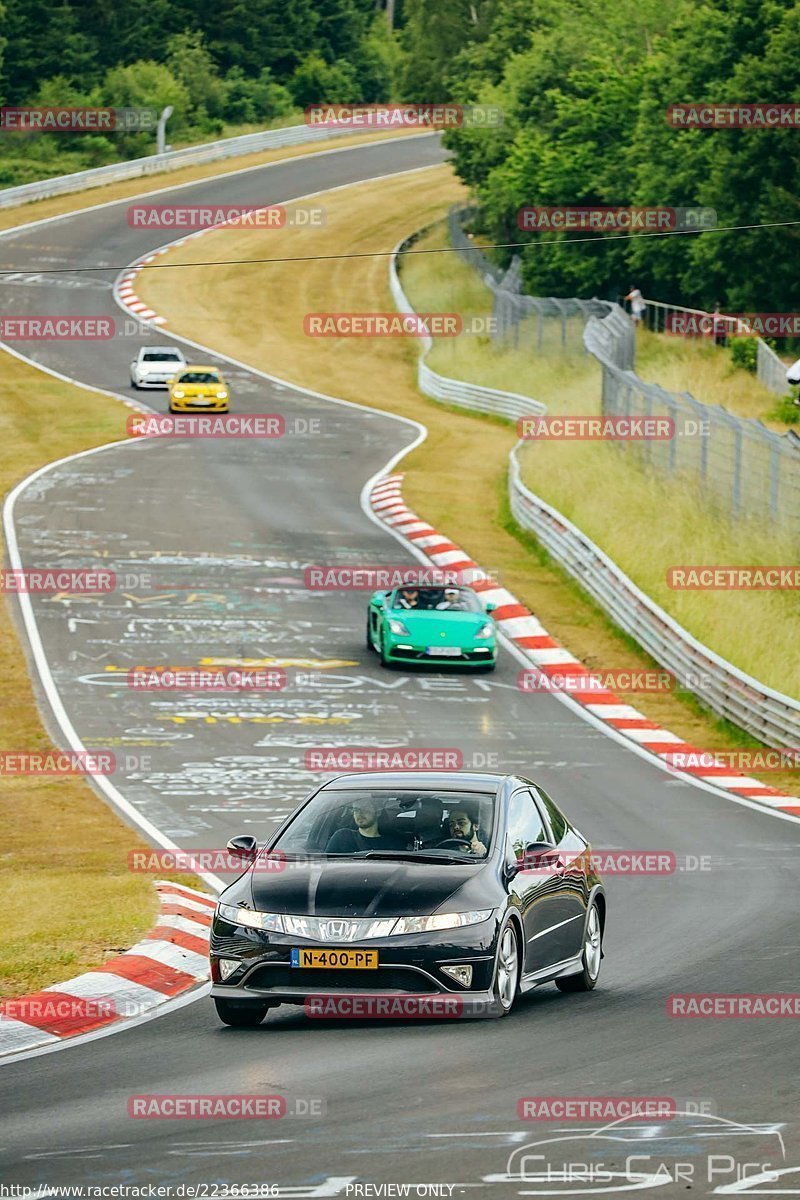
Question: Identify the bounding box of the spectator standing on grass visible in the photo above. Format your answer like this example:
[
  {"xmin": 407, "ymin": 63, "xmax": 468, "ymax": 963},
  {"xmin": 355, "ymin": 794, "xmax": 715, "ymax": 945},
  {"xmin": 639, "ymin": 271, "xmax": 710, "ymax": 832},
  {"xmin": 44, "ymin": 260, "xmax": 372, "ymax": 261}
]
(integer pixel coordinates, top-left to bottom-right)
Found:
[{"xmin": 624, "ymin": 286, "xmax": 646, "ymax": 325}]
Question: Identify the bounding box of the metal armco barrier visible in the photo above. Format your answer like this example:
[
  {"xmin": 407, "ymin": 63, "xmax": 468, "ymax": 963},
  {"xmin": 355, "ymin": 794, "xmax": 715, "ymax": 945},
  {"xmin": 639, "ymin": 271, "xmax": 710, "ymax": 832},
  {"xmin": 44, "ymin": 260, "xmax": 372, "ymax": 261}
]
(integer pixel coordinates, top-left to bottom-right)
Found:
[
  {"xmin": 392, "ymin": 224, "xmax": 800, "ymax": 746},
  {"xmin": 390, "ymin": 231, "xmax": 545, "ymax": 422},
  {"xmin": 0, "ymin": 122, "xmax": 363, "ymax": 210},
  {"xmin": 508, "ymin": 446, "xmax": 800, "ymax": 748}
]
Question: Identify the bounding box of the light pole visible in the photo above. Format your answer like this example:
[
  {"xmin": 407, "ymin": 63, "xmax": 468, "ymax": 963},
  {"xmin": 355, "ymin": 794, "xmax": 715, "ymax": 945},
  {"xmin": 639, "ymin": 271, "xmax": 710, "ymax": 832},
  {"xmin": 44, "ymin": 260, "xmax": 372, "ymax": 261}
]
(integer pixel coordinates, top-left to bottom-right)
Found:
[{"xmin": 156, "ymin": 105, "xmax": 174, "ymax": 155}]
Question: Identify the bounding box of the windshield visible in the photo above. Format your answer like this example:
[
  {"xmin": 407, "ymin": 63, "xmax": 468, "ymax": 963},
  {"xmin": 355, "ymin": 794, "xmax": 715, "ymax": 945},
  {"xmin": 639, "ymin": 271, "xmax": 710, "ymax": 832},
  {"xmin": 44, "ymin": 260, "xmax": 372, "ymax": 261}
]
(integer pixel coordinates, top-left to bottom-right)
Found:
[
  {"xmin": 273, "ymin": 789, "xmax": 495, "ymax": 860},
  {"xmin": 177, "ymin": 371, "xmax": 221, "ymax": 384},
  {"xmin": 143, "ymin": 351, "xmax": 182, "ymax": 362},
  {"xmin": 390, "ymin": 586, "xmax": 483, "ymax": 612}
]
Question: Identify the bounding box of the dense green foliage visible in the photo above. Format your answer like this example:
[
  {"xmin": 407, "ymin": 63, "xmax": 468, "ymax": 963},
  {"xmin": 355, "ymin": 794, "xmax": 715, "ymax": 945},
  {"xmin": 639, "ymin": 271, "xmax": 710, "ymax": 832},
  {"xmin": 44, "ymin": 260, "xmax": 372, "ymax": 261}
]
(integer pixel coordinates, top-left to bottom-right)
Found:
[
  {"xmin": 0, "ymin": 0, "xmax": 401, "ymax": 183},
  {"xmin": 428, "ymin": 0, "xmax": 800, "ymax": 313},
  {"xmin": 1, "ymin": 0, "xmax": 797, "ymax": 317}
]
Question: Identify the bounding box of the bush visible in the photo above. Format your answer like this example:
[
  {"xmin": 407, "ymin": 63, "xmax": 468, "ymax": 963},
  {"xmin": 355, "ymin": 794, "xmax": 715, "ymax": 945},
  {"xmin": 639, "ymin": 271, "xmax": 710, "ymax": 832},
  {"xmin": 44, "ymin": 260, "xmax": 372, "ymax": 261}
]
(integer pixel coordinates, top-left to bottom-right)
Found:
[
  {"xmin": 767, "ymin": 394, "xmax": 800, "ymax": 426},
  {"xmin": 287, "ymin": 53, "xmax": 359, "ymax": 108},
  {"xmin": 222, "ymin": 67, "xmax": 294, "ymax": 124},
  {"xmin": 729, "ymin": 337, "xmax": 758, "ymax": 374}
]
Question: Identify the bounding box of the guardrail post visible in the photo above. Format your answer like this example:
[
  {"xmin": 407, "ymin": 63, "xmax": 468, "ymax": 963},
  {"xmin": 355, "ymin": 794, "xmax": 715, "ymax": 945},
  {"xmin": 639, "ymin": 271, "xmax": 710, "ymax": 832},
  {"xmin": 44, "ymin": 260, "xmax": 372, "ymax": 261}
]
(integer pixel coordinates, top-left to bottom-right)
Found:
[
  {"xmin": 732, "ymin": 424, "xmax": 743, "ymax": 516},
  {"xmin": 770, "ymin": 443, "xmax": 780, "ymax": 516}
]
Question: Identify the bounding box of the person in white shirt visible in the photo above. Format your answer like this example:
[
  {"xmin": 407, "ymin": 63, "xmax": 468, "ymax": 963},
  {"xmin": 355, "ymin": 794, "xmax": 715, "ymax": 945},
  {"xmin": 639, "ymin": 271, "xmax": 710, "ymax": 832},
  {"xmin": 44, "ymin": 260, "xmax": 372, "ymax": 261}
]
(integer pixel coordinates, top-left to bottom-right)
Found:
[{"xmin": 624, "ymin": 286, "xmax": 646, "ymax": 324}]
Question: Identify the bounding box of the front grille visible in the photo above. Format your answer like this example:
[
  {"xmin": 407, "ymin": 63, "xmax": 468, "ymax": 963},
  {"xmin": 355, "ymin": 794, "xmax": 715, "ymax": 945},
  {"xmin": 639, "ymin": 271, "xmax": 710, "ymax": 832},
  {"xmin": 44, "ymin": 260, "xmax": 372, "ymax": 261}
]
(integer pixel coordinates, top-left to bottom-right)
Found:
[
  {"xmin": 246, "ymin": 964, "xmax": 440, "ymax": 993},
  {"xmin": 391, "ymin": 647, "xmax": 492, "ymax": 662}
]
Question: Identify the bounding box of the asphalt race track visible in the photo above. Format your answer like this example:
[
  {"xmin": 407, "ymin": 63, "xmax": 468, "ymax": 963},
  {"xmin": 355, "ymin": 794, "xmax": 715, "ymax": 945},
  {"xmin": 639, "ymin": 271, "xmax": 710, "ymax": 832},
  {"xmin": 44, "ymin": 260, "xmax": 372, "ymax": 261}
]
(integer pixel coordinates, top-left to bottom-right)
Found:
[{"xmin": 1, "ymin": 133, "xmax": 799, "ymax": 1197}]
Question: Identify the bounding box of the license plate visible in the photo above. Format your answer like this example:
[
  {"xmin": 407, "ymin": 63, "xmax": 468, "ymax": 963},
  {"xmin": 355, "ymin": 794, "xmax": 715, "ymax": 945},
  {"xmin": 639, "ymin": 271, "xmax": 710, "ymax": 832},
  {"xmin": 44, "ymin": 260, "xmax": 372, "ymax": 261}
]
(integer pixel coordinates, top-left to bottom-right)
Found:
[
  {"xmin": 426, "ymin": 646, "xmax": 462, "ymax": 657},
  {"xmin": 191, "ymin": 396, "xmax": 211, "ymax": 405},
  {"xmin": 291, "ymin": 948, "xmax": 378, "ymax": 969}
]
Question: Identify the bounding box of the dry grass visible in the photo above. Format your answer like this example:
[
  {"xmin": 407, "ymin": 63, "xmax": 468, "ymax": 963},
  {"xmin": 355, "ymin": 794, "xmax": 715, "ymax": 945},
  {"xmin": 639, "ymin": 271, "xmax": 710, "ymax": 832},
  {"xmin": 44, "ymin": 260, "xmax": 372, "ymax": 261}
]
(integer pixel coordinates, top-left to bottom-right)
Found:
[
  {"xmin": 402, "ymin": 225, "xmax": 800, "ymax": 701},
  {"xmin": 0, "ymin": 355, "xmax": 167, "ymax": 996},
  {"xmin": 137, "ymin": 167, "xmax": 800, "ymax": 796}
]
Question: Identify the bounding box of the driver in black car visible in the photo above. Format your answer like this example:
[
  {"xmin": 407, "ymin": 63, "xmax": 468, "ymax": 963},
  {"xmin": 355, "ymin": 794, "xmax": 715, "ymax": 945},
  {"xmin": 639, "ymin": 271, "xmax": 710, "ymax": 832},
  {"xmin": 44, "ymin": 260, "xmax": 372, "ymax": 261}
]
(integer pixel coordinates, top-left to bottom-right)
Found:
[
  {"xmin": 325, "ymin": 797, "xmax": 408, "ymax": 854},
  {"xmin": 446, "ymin": 807, "xmax": 487, "ymax": 856}
]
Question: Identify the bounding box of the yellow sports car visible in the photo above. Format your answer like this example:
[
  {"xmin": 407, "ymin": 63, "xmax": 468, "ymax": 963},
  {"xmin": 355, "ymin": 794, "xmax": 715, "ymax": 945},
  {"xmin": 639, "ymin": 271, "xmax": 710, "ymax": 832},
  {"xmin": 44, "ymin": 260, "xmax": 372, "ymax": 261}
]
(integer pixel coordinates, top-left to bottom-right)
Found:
[{"xmin": 168, "ymin": 365, "xmax": 230, "ymax": 414}]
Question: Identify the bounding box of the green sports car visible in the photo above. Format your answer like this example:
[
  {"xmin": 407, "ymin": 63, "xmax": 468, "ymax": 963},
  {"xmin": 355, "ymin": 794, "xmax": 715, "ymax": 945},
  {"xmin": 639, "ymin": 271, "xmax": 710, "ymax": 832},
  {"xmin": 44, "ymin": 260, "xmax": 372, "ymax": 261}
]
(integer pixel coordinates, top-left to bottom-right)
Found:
[{"xmin": 366, "ymin": 584, "xmax": 497, "ymax": 670}]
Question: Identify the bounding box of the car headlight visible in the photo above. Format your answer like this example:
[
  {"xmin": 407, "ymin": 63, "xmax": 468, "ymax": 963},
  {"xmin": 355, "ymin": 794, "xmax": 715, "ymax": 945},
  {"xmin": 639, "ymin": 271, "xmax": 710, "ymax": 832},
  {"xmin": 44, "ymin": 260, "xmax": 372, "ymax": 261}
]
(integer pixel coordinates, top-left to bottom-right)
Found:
[
  {"xmin": 172, "ymin": 389, "xmax": 185, "ymax": 398},
  {"xmin": 475, "ymin": 623, "xmax": 494, "ymax": 639},
  {"xmin": 217, "ymin": 902, "xmax": 285, "ymax": 933},
  {"xmin": 215, "ymin": 390, "xmax": 228, "ymax": 399},
  {"xmin": 390, "ymin": 910, "xmax": 493, "ymax": 935},
  {"xmin": 387, "ymin": 618, "xmax": 409, "ymax": 635}
]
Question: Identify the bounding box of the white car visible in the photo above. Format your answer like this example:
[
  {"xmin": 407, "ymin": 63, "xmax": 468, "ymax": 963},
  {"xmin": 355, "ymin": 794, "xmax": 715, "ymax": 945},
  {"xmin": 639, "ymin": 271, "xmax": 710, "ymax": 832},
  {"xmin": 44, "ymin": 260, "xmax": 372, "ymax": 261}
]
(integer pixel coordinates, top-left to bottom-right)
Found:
[{"xmin": 130, "ymin": 346, "xmax": 186, "ymax": 389}]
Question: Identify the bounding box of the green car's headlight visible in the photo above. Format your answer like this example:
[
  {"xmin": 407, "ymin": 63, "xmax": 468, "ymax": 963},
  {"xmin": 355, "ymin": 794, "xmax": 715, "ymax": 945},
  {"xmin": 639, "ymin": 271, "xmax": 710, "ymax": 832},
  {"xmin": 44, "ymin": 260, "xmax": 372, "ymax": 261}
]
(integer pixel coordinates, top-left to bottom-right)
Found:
[
  {"xmin": 390, "ymin": 910, "xmax": 493, "ymax": 935},
  {"xmin": 475, "ymin": 623, "xmax": 494, "ymax": 639},
  {"xmin": 217, "ymin": 902, "xmax": 285, "ymax": 933},
  {"xmin": 388, "ymin": 618, "xmax": 410, "ymax": 635}
]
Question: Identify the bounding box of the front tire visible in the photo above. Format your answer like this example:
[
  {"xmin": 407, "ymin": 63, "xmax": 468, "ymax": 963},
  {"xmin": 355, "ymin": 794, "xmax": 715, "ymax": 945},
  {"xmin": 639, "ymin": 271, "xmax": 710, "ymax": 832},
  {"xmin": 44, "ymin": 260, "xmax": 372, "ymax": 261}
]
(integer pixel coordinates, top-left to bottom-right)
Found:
[
  {"xmin": 556, "ymin": 902, "xmax": 602, "ymax": 993},
  {"xmin": 214, "ymin": 998, "xmax": 270, "ymax": 1027},
  {"xmin": 379, "ymin": 631, "xmax": 392, "ymax": 668},
  {"xmin": 491, "ymin": 920, "xmax": 520, "ymax": 1016},
  {"xmin": 366, "ymin": 617, "xmax": 375, "ymax": 651}
]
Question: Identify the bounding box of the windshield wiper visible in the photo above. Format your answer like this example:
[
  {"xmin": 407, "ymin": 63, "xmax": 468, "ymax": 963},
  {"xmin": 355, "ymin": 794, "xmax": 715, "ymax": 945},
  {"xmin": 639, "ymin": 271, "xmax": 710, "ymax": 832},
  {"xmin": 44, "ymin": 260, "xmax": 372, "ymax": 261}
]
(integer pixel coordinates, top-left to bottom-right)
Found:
[{"xmin": 360, "ymin": 850, "xmax": 473, "ymax": 864}]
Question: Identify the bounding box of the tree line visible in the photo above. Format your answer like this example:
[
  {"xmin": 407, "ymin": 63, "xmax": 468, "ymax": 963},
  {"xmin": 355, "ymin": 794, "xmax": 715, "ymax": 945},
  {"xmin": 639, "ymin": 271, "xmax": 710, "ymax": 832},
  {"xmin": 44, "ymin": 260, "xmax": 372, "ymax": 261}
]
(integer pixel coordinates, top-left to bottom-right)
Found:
[
  {"xmin": 1, "ymin": 0, "xmax": 797, "ymax": 318},
  {"xmin": 435, "ymin": 0, "xmax": 800, "ymax": 315}
]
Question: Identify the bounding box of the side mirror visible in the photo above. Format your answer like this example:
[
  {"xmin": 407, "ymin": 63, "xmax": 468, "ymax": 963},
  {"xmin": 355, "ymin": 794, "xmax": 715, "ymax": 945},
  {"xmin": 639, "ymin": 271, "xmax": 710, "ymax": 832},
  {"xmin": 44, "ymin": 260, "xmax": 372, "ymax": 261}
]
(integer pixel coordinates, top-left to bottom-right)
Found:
[
  {"xmin": 226, "ymin": 834, "xmax": 258, "ymax": 861},
  {"xmin": 520, "ymin": 841, "xmax": 561, "ymax": 874},
  {"xmin": 485, "ymin": 602, "xmax": 496, "ymax": 614}
]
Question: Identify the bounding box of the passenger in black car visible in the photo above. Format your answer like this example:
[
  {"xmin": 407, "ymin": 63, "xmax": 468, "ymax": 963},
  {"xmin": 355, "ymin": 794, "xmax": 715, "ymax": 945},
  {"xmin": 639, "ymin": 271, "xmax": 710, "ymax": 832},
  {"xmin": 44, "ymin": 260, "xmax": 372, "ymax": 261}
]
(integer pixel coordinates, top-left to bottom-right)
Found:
[{"xmin": 325, "ymin": 797, "xmax": 408, "ymax": 853}]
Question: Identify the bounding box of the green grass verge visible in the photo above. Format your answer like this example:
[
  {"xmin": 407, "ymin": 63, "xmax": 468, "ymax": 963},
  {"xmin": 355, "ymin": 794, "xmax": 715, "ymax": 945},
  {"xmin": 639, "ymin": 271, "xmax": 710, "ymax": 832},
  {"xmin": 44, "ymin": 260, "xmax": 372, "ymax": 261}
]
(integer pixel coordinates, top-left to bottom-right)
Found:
[{"xmin": 400, "ymin": 224, "xmax": 800, "ymax": 701}]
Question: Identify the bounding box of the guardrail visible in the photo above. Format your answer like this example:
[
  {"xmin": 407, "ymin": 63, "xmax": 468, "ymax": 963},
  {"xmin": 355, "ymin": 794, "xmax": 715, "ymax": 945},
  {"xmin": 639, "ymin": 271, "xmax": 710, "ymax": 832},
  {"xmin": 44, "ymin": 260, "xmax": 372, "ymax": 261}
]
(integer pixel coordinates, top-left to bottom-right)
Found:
[
  {"xmin": 509, "ymin": 446, "xmax": 800, "ymax": 748},
  {"xmin": 390, "ymin": 230, "xmax": 546, "ymax": 421},
  {"xmin": 637, "ymin": 296, "xmax": 790, "ymax": 396},
  {"xmin": 0, "ymin": 121, "xmax": 363, "ymax": 210},
  {"xmin": 391, "ymin": 222, "xmax": 800, "ymax": 747}
]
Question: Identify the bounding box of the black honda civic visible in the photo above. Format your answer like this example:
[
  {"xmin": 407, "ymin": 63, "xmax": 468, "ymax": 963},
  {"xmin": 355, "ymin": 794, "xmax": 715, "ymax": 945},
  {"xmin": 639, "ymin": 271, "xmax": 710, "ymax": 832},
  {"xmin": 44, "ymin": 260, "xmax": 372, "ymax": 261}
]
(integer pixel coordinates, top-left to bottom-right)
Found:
[{"xmin": 210, "ymin": 771, "xmax": 606, "ymax": 1026}]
